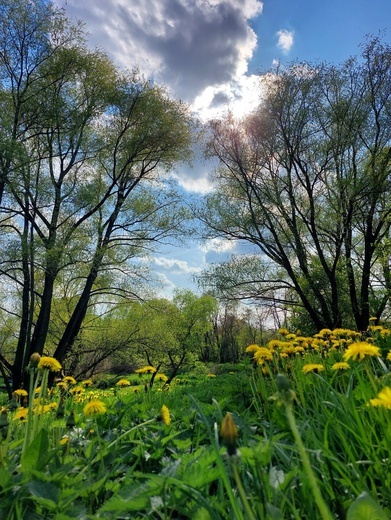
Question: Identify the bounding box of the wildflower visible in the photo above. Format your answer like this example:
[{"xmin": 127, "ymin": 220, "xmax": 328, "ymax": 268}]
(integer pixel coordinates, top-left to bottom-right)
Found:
[
  {"xmin": 369, "ymin": 387, "xmax": 391, "ymax": 409},
  {"xmin": 160, "ymin": 405, "xmax": 171, "ymax": 426},
  {"xmin": 116, "ymin": 379, "xmax": 131, "ymax": 387},
  {"xmin": 83, "ymin": 399, "xmax": 107, "ymax": 417},
  {"xmin": 135, "ymin": 366, "xmax": 156, "ymax": 374},
  {"xmin": 56, "ymin": 381, "xmax": 68, "ymax": 390},
  {"xmin": 63, "ymin": 376, "xmax": 77, "ymax": 385},
  {"xmin": 302, "ymin": 364, "xmax": 324, "ymax": 374},
  {"xmin": 155, "ymin": 373, "xmax": 168, "ymax": 382},
  {"xmin": 387, "ymin": 351, "xmax": 391, "ymax": 362},
  {"xmin": 29, "ymin": 352, "xmax": 41, "ymax": 367},
  {"xmin": 318, "ymin": 328, "xmax": 333, "ymax": 337},
  {"xmin": 13, "ymin": 389, "xmax": 28, "ymax": 398},
  {"xmin": 80, "ymin": 378, "xmax": 94, "ymax": 387},
  {"xmin": 221, "ymin": 412, "xmax": 238, "ymax": 456},
  {"xmin": 331, "ymin": 362, "xmax": 350, "ymax": 371},
  {"xmin": 60, "ymin": 436, "xmax": 69, "ymax": 445},
  {"xmin": 208, "ymin": 373, "xmax": 216, "ymax": 377},
  {"xmin": 278, "ymin": 328, "xmax": 289, "ymax": 336},
  {"xmin": 253, "ymin": 347, "xmax": 273, "ymax": 362},
  {"xmin": 343, "ymin": 342, "xmax": 380, "ymax": 362},
  {"xmin": 13, "ymin": 408, "xmax": 28, "ymax": 421},
  {"xmin": 245, "ymin": 344, "xmax": 260, "ymax": 352},
  {"xmin": 38, "ymin": 356, "xmax": 62, "ymax": 372}
]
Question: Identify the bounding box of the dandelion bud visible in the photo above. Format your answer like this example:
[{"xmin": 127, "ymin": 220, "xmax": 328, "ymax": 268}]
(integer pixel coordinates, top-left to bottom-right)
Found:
[
  {"xmin": 221, "ymin": 412, "xmax": 238, "ymax": 456},
  {"xmin": 29, "ymin": 352, "xmax": 41, "ymax": 367}
]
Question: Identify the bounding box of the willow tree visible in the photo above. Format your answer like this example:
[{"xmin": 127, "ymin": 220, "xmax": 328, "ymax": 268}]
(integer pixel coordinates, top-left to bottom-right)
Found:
[
  {"xmin": 199, "ymin": 37, "xmax": 391, "ymax": 333},
  {"xmin": 0, "ymin": 0, "xmax": 194, "ymax": 391}
]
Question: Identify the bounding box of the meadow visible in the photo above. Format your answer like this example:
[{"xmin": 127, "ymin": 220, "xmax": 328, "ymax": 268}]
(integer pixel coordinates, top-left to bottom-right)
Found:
[{"xmin": 1, "ymin": 326, "xmax": 391, "ymax": 519}]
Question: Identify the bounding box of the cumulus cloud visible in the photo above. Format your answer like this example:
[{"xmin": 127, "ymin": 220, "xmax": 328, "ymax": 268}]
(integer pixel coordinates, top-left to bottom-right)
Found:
[
  {"xmin": 152, "ymin": 257, "xmax": 203, "ymax": 274},
  {"xmin": 276, "ymin": 29, "xmax": 294, "ymax": 54},
  {"xmin": 54, "ymin": 0, "xmax": 263, "ymax": 104}
]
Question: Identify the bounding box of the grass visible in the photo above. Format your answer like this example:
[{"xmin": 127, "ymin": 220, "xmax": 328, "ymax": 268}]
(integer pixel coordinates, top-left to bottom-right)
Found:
[{"xmin": 1, "ymin": 327, "xmax": 391, "ymax": 518}]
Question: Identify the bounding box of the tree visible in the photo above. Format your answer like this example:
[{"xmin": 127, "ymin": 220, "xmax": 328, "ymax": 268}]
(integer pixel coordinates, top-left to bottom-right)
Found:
[
  {"xmin": 199, "ymin": 37, "xmax": 391, "ymax": 333},
  {"xmin": 131, "ymin": 291, "xmax": 217, "ymax": 384},
  {"xmin": 0, "ymin": 0, "xmax": 194, "ymax": 392}
]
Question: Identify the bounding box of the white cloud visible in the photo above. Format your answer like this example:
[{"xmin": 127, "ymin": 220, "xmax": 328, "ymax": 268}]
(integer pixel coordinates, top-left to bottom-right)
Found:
[
  {"xmin": 276, "ymin": 29, "xmax": 294, "ymax": 54},
  {"xmin": 200, "ymin": 238, "xmax": 236, "ymax": 254},
  {"xmin": 152, "ymin": 257, "xmax": 203, "ymax": 274}
]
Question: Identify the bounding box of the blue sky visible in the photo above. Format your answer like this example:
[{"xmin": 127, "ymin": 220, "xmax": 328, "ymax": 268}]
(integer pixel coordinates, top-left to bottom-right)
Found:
[{"xmin": 54, "ymin": 0, "xmax": 391, "ymax": 298}]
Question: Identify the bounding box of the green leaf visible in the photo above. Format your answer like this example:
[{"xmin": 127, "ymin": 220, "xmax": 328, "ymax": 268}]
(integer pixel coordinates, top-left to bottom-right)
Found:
[
  {"xmin": 21, "ymin": 429, "xmax": 50, "ymax": 472},
  {"xmin": 347, "ymin": 492, "xmax": 389, "ymax": 520}
]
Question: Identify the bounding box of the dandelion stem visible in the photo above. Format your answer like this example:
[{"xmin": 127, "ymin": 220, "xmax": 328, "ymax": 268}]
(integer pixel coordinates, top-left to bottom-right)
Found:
[
  {"xmin": 285, "ymin": 403, "xmax": 334, "ymax": 520},
  {"xmin": 231, "ymin": 460, "xmax": 257, "ymax": 520}
]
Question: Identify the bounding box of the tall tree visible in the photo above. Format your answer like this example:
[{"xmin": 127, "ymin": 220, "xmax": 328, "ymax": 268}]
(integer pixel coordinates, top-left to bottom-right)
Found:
[
  {"xmin": 0, "ymin": 0, "xmax": 194, "ymax": 391},
  {"xmin": 199, "ymin": 37, "xmax": 391, "ymax": 333}
]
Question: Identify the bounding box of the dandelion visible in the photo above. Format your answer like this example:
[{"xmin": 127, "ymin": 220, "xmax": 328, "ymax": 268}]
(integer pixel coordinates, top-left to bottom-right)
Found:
[
  {"xmin": 278, "ymin": 328, "xmax": 289, "ymax": 336},
  {"xmin": 56, "ymin": 381, "xmax": 68, "ymax": 390},
  {"xmin": 13, "ymin": 408, "xmax": 28, "ymax": 421},
  {"xmin": 135, "ymin": 366, "xmax": 156, "ymax": 374},
  {"xmin": 208, "ymin": 373, "xmax": 216, "ymax": 377},
  {"xmin": 80, "ymin": 378, "xmax": 94, "ymax": 387},
  {"xmin": 13, "ymin": 389, "xmax": 28, "ymax": 398},
  {"xmin": 29, "ymin": 352, "xmax": 41, "ymax": 367},
  {"xmin": 38, "ymin": 356, "xmax": 62, "ymax": 372},
  {"xmin": 63, "ymin": 376, "xmax": 77, "ymax": 385},
  {"xmin": 302, "ymin": 364, "xmax": 325, "ymax": 374},
  {"xmin": 387, "ymin": 351, "xmax": 391, "ymax": 362},
  {"xmin": 221, "ymin": 412, "xmax": 238, "ymax": 456},
  {"xmin": 253, "ymin": 347, "xmax": 273, "ymax": 362},
  {"xmin": 155, "ymin": 373, "xmax": 168, "ymax": 382},
  {"xmin": 343, "ymin": 342, "xmax": 380, "ymax": 362},
  {"xmin": 331, "ymin": 362, "xmax": 350, "ymax": 371},
  {"xmin": 116, "ymin": 379, "xmax": 131, "ymax": 387},
  {"xmin": 160, "ymin": 405, "xmax": 171, "ymax": 426},
  {"xmin": 245, "ymin": 344, "xmax": 260, "ymax": 353},
  {"xmin": 369, "ymin": 387, "xmax": 391, "ymax": 409},
  {"xmin": 83, "ymin": 399, "xmax": 107, "ymax": 417}
]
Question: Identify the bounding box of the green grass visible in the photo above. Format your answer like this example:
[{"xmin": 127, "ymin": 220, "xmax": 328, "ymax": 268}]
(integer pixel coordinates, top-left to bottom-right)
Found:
[{"xmin": 1, "ymin": 330, "xmax": 391, "ymax": 519}]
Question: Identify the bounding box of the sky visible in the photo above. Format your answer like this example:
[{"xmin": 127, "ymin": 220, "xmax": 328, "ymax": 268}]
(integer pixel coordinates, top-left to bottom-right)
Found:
[{"xmin": 54, "ymin": 0, "xmax": 391, "ymax": 298}]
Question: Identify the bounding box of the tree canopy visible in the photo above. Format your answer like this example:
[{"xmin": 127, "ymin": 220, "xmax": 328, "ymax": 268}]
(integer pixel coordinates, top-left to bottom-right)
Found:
[
  {"xmin": 0, "ymin": 0, "xmax": 194, "ymax": 390},
  {"xmin": 199, "ymin": 37, "xmax": 391, "ymax": 333}
]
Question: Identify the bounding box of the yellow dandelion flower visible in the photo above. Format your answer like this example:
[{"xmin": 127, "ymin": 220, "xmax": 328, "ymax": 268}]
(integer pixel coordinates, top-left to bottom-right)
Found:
[
  {"xmin": 253, "ymin": 347, "xmax": 273, "ymax": 361},
  {"xmin": 343, "ymin": 342, "xmax": 380, "ymax": 362},
  {"xmin": 38, "ymin": 356, "xmax": 62, "ymax": 372},
  {"xmin": 331, "ymin": 362, "xmax": 350, "ymax": 371},
  {"xmin": 56, "ymin": 381, "xmax": 68, "ymax": 390},
  {"xmin": 13, "ymin": 389, "xmax": 28, "ymax": 397},
  {"xmin": 63, "ymin": 376, "xmax": 77, "ymax": 385},
  {"xmin": 60, "ymin": 436, "xmax": 69, "ymax": 445},
  {"xmin": 160, "ymin": 405, "xmax": 171, "ymax": 425},
  {"xmin": 369, "ymin": 387, "xmax": 391, "ymax": 409},
  {"xmin": 116, "ymin": 379, "xmax": 131, "ymax": 387},
  {"xmin": 245, "ymin": 344, "xmax": 260, "ymax": 352},
  {"xmin": 155, "ymin": 373, "xmax": 168, "ymax": 382},
  {"xmin": 81, "ymin": 378, "xmax": 94, "ymax": 387},
  {"xmin": 13, "ymin": 408, "xmax": 28, "ymax": 421},
  {"xmin": 387, "ymin": 352, "xmax": 391, "ymax": 362},
  {"xmin": 83, "ymin": 399, "xmax": 107, "ymax": 417},
  {"xmin": 286, "ymin": 333, "xmax": 297, "ymax": 340},
  {"xmin": 278, "ymin": 328, "xmax": 289, "ymax": 336},
  {"xmin": 135, "ymin": 366, "xmax": 156, "ymax": 374},
  {"xmin": 208, "ymin": 373, "xmax": 216, "ymax": 377},
  {"xmin": 302, "ymin": 363, "xmax": 325, "ymax": 374}
]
